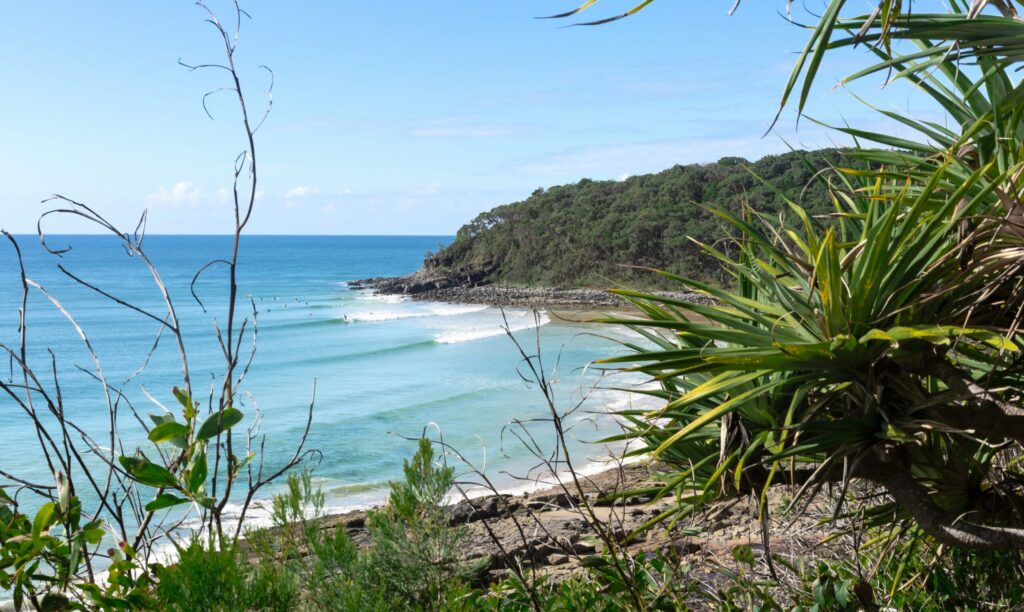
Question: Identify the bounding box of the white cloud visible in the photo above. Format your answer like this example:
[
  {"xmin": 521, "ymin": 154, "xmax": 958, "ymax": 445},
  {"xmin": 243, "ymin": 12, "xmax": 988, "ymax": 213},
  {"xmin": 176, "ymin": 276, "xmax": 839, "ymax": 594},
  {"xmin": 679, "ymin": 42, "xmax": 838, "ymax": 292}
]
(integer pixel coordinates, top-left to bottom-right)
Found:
[
  {"xmin": 145, "ymin": 181, "xmax": 206, "ymax": 208},
  {"xmin": 321, "ymin": 203, "xmax": 337, "ymax": 214},
  {"xmin": 285, "ymin": 186, "xmax": 320, "ymax": 199}
]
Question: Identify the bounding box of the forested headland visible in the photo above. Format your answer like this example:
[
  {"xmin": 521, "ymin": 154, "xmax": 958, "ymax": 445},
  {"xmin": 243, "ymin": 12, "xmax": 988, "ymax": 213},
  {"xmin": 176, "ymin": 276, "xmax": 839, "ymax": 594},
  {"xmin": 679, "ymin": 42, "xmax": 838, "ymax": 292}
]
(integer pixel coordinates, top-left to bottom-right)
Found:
[{"xmin": 425, "ymin": 148, "xmax": 850, "ymax": 288}]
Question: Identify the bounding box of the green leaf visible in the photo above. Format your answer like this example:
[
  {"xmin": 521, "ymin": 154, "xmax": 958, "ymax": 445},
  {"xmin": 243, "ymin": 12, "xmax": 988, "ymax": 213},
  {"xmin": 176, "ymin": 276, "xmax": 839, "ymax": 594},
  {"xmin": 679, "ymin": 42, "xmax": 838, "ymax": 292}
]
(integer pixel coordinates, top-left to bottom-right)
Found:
[
  {"xmin": 196, "ymin": 407, "xmax": 244, "ymax": 440},
  {"xmin": 731, "ymin": 544, "xmax": 755, "ymax": 566},
  {"xmin": 172, "ymin": 386, "xmax": 190, "ymax": 407},
  {"xmin": 174, "ymin": 386, "xmax": 198, "ymax": 421},
  {"xmin": 188, "ymin": 449, "xmax": 208, "ymax": 495},
  {"xmin": 82, "ymin": 523, "xmax": 105, "ymax": 545},
  {"xmin": 860, "ymin": 325, "xmax": 1020, "ymax": 351},
  {"xmin": 235, "ymin": 450, "xmax": 257, "ymax": 473},
  {"xmin": 118, "ymin": 456, "xmax": 178, "ymax": 488},
  {"xmin": 653, "ymin": 377, "xmax": 799, "ymax": 457},
  {"xmin": 145, "ymin": 494, "xmax": 190, "ymax": 512},
  {"xmin": 149, "ymin": 413, "xmax": 174, "ymax": 427},
  {"xmin": 147, "ymin": 421, "xmax": 189, "ymax": 445},
  {"xmin": 68, "ymin": 540, "xmax": 81, "ymax": 577},
  {"xmin": 32, "ymin": 502, "xmax": 55, "ymax": 540}
]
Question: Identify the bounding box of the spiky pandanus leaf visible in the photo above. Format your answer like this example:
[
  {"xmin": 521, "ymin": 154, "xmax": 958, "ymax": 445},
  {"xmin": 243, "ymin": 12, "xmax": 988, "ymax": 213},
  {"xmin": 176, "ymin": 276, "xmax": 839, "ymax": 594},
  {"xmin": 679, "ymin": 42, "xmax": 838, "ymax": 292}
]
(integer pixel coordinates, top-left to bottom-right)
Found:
[{"xmin": 603, "ymin": 165, "xmax": 1024, "ymax": 549}]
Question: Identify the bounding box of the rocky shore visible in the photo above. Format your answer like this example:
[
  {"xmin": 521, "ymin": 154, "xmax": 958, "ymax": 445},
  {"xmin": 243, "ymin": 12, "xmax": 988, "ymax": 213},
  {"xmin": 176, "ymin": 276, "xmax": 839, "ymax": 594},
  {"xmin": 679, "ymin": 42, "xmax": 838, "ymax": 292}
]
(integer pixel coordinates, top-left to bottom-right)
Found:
[
  {"xmin": 308, "ymin": 461, "xmax": 836, "ymax": 586},
  {"xmin": 349, "ymin": 271, "xmax": 715, "ymax": 309}
]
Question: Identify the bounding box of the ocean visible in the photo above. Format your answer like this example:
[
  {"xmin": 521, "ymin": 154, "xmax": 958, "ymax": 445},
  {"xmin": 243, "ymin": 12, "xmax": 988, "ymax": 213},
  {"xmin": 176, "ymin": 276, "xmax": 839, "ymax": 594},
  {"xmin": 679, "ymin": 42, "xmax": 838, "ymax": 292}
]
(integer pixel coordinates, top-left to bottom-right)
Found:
[{"xmin": 0, "ymin": 235, "xmax": 650, "ymax": 528}]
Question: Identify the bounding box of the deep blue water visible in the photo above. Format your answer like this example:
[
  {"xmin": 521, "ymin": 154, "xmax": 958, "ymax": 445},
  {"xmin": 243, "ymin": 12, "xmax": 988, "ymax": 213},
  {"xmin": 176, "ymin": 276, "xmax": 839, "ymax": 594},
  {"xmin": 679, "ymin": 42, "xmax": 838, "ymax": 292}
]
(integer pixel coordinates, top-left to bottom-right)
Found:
[{"xmin": 0, "ymin": 235, "xmax": 647, "ymax": 526}]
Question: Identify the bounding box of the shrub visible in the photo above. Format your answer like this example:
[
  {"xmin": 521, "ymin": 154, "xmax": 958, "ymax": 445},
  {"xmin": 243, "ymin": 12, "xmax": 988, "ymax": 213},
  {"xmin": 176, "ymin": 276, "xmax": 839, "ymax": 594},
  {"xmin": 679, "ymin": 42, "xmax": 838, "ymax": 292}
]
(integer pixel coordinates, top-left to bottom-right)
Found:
[
  {"xmin": 600, "ymin": 0, "xmax": 1024, "ymax": 561},
  {"xmin": 364, "ymin": 438, "xmax": 477, "ymax": 610},
  {"xmin": 152, "ymin": 536, "xmax": 295, "ymax": 612},
  {"xmin": 149, "ymin": 439, "xmax": 473, "ymax": 611}
]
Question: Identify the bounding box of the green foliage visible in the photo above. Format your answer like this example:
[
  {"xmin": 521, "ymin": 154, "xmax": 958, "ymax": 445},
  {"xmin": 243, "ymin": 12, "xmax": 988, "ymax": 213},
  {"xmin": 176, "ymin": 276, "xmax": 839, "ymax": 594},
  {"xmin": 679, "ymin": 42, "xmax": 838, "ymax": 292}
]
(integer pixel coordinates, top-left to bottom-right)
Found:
[
  {"xmin": 153, "ymin": 537, "xmax": 296, "ymax": 612},
  {"xmin": 430, "ymin": 149, "xmax": 855, "ymax": 288},
  {"xmin": 467, "ymin": 545, "xmax": 861, "ymax": 611},
  {"xmin": 148, "ymin": 439, "xmax": 472, "ymax": 612},
  {"xmin": 470, "ymin": 540, "xmax": 1024, "ymax": 610},
  {"xmin": 0, "ymin": 484, "xmax": 155, "ymax": 610},
  {"xmin": 118, "ymin": 387, "xmax": 248, "ymax": 534},
  {"xmin": 466, "ymin": 550, "xmax": 699, "ymax": 611},
  {"xmin": 538, "ymin": 0, "xmax": 656, "ymax": 27},
  {"xmin": 365, "ymin": 437, "xmax": 475, "ymax": 610},
  {"xmin": 256, "ymin": 469, "xmax": 393, "ymax": 611},
  {"xmin": 598, "ymin": 0, "xmax": 1024, "ymax": 580}
]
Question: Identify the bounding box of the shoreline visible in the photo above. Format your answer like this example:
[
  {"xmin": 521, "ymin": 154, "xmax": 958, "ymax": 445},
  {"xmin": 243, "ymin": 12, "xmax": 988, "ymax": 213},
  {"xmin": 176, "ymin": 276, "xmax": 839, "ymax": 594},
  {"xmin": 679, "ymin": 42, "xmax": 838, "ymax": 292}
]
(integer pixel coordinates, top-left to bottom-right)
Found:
[
  {"xmin": 312, "ymin": 455, "xmax": 674, "ymax": 581},
  {"xmin": 310, "ymin": 450, "xmax": 837, "ymax": 586},
  {"xmin": 348, "ymin": 276, "xmax": 714, "ymax": 309}
]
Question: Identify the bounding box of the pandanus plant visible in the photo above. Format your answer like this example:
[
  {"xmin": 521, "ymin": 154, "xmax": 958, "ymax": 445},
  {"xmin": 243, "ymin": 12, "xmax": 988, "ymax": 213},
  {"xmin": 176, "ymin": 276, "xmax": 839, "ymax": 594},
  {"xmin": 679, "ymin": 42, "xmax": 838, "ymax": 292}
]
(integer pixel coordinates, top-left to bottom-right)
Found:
[{"xmin": 588, "ymin": 0, "xmax": 1024, "ymax": 554}]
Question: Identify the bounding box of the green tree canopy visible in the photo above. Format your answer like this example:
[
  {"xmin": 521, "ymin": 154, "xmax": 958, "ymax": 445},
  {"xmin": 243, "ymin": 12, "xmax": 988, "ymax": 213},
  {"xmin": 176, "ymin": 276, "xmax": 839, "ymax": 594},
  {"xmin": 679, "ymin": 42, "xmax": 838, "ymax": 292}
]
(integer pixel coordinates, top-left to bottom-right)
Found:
[{"xmin": 430, "ymin": 148, "xmax": 853, "ymax": 288}]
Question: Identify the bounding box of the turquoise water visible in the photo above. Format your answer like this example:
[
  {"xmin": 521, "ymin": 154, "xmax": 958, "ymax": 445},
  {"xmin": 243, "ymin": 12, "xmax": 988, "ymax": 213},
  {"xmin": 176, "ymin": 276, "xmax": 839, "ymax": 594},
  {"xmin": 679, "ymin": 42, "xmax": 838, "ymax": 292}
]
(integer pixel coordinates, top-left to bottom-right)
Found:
[{"xmin": 0, "ymin": 235, "xmax": 649, "ymax": 527}]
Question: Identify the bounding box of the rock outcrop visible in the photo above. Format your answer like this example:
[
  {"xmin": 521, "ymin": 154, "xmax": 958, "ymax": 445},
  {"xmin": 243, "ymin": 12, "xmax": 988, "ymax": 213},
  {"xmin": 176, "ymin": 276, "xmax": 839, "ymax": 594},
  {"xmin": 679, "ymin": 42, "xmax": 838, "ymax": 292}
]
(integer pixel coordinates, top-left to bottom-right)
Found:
[{"xmin": 350, "ymin": 272, "xmax": 714, "ymax": 308}]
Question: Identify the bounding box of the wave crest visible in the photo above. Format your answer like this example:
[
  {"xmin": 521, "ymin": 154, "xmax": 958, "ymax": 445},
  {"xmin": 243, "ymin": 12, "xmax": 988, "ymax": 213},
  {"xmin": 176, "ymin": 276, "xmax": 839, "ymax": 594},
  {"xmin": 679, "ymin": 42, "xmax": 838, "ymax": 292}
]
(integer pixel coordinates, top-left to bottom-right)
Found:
[
  {"xmin": 345, "ymin": 303, "xmax": 488, "ymax": 323},
  {"xmin": 434, "ymin": 314, "xmax": 550, "ymax": 345}
]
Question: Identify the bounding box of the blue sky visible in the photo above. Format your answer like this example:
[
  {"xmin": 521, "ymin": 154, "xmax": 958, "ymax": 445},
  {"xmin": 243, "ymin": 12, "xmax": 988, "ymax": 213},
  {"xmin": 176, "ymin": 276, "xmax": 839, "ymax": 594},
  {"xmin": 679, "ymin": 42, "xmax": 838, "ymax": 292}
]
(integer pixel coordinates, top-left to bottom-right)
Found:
[{"xmin": 1, "ymin": 1, "xmax": 928, "ymax": 235}]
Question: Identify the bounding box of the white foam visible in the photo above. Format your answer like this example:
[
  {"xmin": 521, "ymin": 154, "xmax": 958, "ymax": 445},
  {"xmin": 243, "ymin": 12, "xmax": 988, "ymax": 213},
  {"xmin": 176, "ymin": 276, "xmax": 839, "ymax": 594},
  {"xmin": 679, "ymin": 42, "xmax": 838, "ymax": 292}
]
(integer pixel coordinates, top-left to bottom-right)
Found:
[
  {"xmin": 456, "ymin": 452, "xmax": 647, "ymax": 501},
  {"xmin": 434, "ymin": 314, "xmax": 550, "ymax": 345},
  {"xmin": 360, "ymin": 292, "xmax": 408, "ymax": 304},
  {"xmin": 345, "ymin": 303, "xmax": 488, "ymax": 323},
  {"xmin": 429, "ymin": 303, "xmax": 490, "ymax": 316},
  {"xmin": 345, "ymin": 310, "xmax": 427, "ymax": 323}
]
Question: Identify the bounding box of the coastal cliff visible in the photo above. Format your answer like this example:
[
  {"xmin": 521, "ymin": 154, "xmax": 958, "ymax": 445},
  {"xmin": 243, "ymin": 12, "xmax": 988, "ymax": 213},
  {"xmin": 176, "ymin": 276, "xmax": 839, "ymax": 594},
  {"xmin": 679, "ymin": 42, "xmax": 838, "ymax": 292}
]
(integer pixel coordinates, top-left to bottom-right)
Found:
[{"xmin": 354, "ymin": 148, "xmax": 849, "ymax": 305}]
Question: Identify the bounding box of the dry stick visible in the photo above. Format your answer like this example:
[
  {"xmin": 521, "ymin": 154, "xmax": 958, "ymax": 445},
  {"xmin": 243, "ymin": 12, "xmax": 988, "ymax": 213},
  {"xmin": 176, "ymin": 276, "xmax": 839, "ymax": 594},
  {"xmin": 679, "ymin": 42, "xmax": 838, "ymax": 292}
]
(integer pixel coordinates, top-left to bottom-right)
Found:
[
  {"xmin": 0, "ymin": 353, "xmax": 66, "ymax": 473},
  {"xmin": 2, "ymin": 232, "xmax": 60, "ymax": 482},
  {"xmin": 26, "ymin": 279, "xmax": 127, "ymax": 536},
  {"xmin": 37, "ymin": 202, "xmax": 192, "ymax": 396},
  {"xmin": 233, "ymin": 298, "xmax": 259, "ymax": 391},
  {"xmin": 190, "ymin": 259, "xmax": 231, "ymax": 313},
  {"xmin": 0, "ymin": 469, "xmax": 53, "ymax": 495},
  {"xmin": 233, "ymin": 380, "xmax": 317, "ymax": 540},
  {"xmin": 187, "ymin": 0, "xmax": 265, "ymax": 541},
  {"xmin": 0, "ymin": 1, "xmax": 307, "ymax": 586},
  {"xmin": 55, "ymin": 265, "xmax": 173, "ymax": 330},
  {"xmin": 0, "ymin": 354, "xmax": 128, "ymax": 581},
  {"xmin": 418, "ymin": 379, "xmax": 621, "ymax": 603},
  {"xmin": 7, "ymin": 369, "xmax": 131, "ymax": 540},
  {"xmin": 501, "ymin": 309, "xmax": 646, "ymax": 610},
  {"xmin": 426, "ymin": 437, "xmax": 545, "ymax": 612},
  {"xmin": 47, "ymin": 350, "xmax": 98, "ymax": 584},
  {"xmin": 35, "ymin": 205, "xmax": 197, "ymax": 554}
]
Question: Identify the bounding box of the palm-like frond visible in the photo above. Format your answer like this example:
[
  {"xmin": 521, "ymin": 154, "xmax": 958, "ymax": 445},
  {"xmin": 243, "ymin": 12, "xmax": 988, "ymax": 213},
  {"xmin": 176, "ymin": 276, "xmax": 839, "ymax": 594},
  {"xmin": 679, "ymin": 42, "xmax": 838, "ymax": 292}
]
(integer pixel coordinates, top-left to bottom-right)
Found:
[
  {"xmin": 603, "ymin": 161, "xmax": 1024, "ymax": 549},
  {"xmin": 538, "ymin": 1, "xmax": 655, "ymax": 26},
  {"xmin": 553, "ymin": 0, "xmax": 1024, "ymax": 564}
]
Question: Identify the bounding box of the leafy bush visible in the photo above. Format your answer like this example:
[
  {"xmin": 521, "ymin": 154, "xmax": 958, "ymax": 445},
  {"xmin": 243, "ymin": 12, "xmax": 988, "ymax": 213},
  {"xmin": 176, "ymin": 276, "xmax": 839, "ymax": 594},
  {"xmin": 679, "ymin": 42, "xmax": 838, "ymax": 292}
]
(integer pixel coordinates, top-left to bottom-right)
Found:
[
  {"xmin": 251, "ymin": 469, "xmax": 392, "ymax": 611},
  {"xmin": 153, "ymin": 538, "xmax": 296, "ymax": 612},
  {"xmin": 602, "ymin": 0, "xmax": 1024, "ymax": 559},
  {"xmin": 147, "ymin": 438, "xmax": 473, "ymax": 612},
  {"xmin": 364, "ymin": 437, "xmax": 477, "ymax": 610}
]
